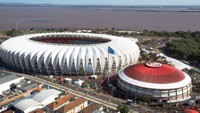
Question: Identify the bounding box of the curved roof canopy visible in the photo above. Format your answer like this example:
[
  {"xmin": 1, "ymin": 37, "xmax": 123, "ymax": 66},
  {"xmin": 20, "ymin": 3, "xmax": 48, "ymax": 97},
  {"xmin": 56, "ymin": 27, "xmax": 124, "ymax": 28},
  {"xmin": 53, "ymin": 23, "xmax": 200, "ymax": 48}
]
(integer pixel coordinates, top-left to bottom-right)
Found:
[
  {"xmin": 12, "ymin": 99, "xmax": 44, "ymax": 113},
  {"xmin": 32, "ymin": 89, "xmax": 62, "ymax": 105},
  {"xmin": 0, "ymin": 32, "xmax": 140, "ymax": 74},
  {"xmin": 12, "ymin": 89, "xmax": 62, "ymax": 113}
]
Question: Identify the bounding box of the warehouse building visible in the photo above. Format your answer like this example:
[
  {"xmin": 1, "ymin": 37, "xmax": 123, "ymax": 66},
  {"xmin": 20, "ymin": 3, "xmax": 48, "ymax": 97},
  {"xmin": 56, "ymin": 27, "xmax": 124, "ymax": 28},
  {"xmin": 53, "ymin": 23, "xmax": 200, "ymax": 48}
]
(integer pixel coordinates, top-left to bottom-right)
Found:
[
  {"xmin": 11, "ymin": 89, "xmax": 62, "ymax": 113},
  {"xmin": 0, "ymin": 74, "xmax": 24, "ymax": 95}
]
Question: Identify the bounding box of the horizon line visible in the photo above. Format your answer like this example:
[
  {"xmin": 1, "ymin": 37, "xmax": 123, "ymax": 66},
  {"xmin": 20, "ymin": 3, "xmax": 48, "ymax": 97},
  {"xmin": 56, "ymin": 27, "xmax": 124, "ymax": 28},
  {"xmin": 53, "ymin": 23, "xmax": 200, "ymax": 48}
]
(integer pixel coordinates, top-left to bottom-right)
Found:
[{"xmin": 1, "ymin": 2, "xmax": 200, "ymax": 7}]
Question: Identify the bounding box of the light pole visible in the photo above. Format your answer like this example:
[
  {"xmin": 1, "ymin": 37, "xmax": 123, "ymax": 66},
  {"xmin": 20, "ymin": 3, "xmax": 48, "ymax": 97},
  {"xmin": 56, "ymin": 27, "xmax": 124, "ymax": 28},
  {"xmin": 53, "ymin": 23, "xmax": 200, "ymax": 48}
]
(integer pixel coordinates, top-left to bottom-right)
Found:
[
  {"xmin": 15, "ymin": 23, "xmax": 18, "ymax": 36},
  {"xmin": 3, "ymin": 67, "xmax": 5, "ymax": 74},
  {"xmin": 107, "ymin": 69, "xmax": 111, "ymax": 84},
  {"xmin": 135, "ymin": 94, "xmax": 137, "ymax": 105},
  {"xmin": 22, "ymin": 67, "xmax": 24, "ymax": 74}
]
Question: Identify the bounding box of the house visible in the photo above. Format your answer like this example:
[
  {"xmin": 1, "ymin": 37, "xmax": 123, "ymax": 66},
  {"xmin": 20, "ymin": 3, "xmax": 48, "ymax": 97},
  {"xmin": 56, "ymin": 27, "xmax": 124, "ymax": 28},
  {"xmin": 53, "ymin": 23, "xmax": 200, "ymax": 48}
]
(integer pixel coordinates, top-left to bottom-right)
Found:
[
  {"xmin": 79, "ymin": 103, "xmax": 103, "ymax": 113},
  {"xmin": 29, "ymin": 108, "xmax": 45, "ymax": 113},
  {"xmin": 57, "ymin": 98, "xmax": 88, "ymax": 113},
  {"xmin": 46, "ymin": 94, "xmax": 76, "ymax": 113}
]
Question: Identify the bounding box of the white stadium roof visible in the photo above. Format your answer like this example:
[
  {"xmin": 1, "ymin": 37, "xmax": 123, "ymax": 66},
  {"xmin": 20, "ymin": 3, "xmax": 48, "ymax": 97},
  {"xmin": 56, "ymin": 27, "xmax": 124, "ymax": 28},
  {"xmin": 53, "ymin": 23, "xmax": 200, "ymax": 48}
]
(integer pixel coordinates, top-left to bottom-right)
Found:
[{"xmin": 0, "ymin": 32, "xmax": 140, "ymax": 75}]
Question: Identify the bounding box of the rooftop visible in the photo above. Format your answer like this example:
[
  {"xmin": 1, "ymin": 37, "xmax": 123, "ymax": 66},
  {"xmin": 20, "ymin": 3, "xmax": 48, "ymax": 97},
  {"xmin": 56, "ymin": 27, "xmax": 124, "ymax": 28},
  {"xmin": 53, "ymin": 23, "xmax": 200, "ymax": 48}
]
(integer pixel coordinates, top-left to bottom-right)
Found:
[
  {"xmin": 31, "ymin": 89, "xmax": 62, "ymax": 104},
  {"xmin": 29, "ymin": 108, "xmax": 44, "ymax": 113},
  {"xmin": 11, "ymin": 98, "xmax": 44, "ymax": 113},
  {"xmin": 4, "ymin": 110, "xmax": 13, "ymax": 113},
  {"xmin": 11, "ymin": 89, "xmax": 62, "ymax": 112},
  {"xmin": 58, "ymin": 98, "xmax": 86, "ymax": 113},
  {"xmin": 47, "ymin": 94, "xmax": 76, "ymax": 109},
  {"xmin": 80, "ymin": 103, "xmax": 102, "ymax": 113},
  {"xmin": 0, "ymin": 74, "xmax": 23, "ymax": 84},
  {"xmin": 124, "ymin": 63, "xmax": 185, "ymax": 84},
  {"xmin": 20, "ymin": 83, "xmax": 39, "ymax": 91}
]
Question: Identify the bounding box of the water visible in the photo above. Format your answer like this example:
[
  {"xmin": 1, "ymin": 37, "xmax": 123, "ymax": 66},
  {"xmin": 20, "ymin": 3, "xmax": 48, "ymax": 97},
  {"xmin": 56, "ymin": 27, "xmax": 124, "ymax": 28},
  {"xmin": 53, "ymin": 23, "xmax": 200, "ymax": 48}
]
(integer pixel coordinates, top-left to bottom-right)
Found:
[{"xmin": 0, "ymin": 6, "xmax": 200, "ymax": 31}]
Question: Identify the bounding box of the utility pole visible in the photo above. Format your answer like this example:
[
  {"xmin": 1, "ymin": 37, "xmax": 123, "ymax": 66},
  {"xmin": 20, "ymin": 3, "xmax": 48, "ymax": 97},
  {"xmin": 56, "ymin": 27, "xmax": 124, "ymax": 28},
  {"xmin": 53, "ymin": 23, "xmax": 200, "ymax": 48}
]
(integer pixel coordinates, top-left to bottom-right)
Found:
[
  {"xmin": 135, "ymin": 94, "xmax": 137, "ymax": 105},
  {"xmin": 3, "ymin": 67, "xmax": 5, "ymax": 75},
  {"xmin": 15, "ymin": 23, "xmax": 18, "ymax": 36}
]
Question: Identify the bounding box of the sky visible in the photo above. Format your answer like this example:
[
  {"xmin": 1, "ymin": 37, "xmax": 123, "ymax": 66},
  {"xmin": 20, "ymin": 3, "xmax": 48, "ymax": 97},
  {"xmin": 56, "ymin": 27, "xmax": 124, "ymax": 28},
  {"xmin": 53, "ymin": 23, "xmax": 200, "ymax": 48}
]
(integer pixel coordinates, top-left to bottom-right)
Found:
[{"xmin": 0, "ymin": 0, "xmax": 200, "ymax": 6}]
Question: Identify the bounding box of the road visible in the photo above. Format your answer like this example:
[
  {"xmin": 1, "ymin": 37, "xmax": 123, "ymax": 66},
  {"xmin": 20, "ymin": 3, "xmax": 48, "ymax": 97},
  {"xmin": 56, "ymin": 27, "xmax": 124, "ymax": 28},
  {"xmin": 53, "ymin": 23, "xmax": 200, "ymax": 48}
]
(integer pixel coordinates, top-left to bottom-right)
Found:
[{"xmin": 1, "ymin": 69, "xmax": 118, "ymax": 110}]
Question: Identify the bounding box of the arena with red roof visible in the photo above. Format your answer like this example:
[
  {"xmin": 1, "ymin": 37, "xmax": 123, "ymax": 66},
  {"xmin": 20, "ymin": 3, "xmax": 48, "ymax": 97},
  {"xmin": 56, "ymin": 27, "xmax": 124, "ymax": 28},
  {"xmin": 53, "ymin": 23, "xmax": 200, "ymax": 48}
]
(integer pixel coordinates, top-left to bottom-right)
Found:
[{"xmin": 117, "ymin": 62, "xmax": 192, "ymax": 103}]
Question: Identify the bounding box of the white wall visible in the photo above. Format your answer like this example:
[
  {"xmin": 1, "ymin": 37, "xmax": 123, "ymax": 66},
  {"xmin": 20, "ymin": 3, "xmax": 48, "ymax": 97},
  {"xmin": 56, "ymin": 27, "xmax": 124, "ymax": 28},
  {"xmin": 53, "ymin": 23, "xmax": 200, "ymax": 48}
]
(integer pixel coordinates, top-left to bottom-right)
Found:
[{"xmin": 0, "ymin": 76, "xmax": 24, "ymax": 94}]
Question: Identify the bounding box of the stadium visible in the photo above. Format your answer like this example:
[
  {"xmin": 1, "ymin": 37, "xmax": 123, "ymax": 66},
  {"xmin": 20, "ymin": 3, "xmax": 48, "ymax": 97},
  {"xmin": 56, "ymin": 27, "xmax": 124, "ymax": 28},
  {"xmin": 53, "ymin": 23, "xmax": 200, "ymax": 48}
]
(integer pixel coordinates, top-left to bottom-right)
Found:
[
  {"xmin": 117, "ymin": 62, "xmax": 192, "ymax": 103},
  {"xmin": 0, "ymin": 32, "xmax": 140, "ymax": 75}
]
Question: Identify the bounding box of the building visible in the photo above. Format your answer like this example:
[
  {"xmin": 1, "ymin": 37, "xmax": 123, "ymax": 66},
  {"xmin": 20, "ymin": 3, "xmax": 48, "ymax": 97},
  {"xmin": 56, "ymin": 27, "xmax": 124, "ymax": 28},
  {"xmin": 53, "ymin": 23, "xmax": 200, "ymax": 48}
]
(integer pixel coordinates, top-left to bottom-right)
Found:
[
  {"xmin": 80, "ymin": 103, "xmax": 103, "ymax": 113},
  {"xmin": 4, "ymin": 110, "xmax": 14, "ymax": 113},
  {"xmin": 0, "ymin": 74, "xmax": 24, "ymax": 95},
  {"xmin": 11, "ymin": 89, "xmax": 62, "ymax": 113},
  {"xmin": 5, "ymin": 106, "xmax": 45, "ymax": 113},
  {"xmin": 31, "ymin": 89, "xmax": 62, "ymax": 105},
  {"xmin": 17, "ymin": 82, "xmax": 39, "ymax": 92},
  {"xmin": 57, "ymin": 98, "xmax": 88, "ymax": 113},
  {"xmin": 117, "ymin": 62, "xmax": 192, "ymax": 103},
  {"xmin": 46, "ymin": 94, "xmax": 76, "ymax": 112},
  {"xmin": 12, "ymin": 99, "xmax": 44, "ymax": 113},
  {"xmin": 29, "ymin": 109, "xmax": 45, "ymax": 113},
  {"xmin": 0, "ymin": 32, "xmax": 140, "ymax": 75}
]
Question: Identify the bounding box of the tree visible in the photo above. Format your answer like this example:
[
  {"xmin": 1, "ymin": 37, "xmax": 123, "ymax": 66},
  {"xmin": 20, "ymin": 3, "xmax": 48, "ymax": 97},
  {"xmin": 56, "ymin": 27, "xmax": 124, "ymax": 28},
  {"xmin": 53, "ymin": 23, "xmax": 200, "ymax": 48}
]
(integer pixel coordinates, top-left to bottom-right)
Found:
[
  {"xmin": 164, "ymin": 37, "xmax": 170, "ymax": 42},
  {"xmin": 111, "ymin": 28, "xmax": 115, "ymax": 31},
  {"xmin": 188, "ymin": 69, "xmax": 195, "ymax": 76},
  {"xmin": 165, "ymin": 37, "xmax": 200, "ymax": 63},
  {"xmin": 117, "ymin": 105, "xmax": 129, "ymax": 113},
  {"xmin": 30, "ymin": 28, "xmax": 34, "ymax": 31},
  {"xmin": 141, "ymin": 96, "xmax": 151, "ymax": 103},
  {"xmin": 6, "ymin": 29, "xmax": 17, "ymax": 36}
]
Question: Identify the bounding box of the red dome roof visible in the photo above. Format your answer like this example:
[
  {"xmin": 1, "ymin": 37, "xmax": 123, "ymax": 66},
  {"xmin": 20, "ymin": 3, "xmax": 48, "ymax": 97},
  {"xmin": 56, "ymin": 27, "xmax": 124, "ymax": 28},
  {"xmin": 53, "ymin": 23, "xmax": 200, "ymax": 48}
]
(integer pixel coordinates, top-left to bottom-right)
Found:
[{"xmin": 124, "ymin": 63, "xmax": 185, "ymax": 84}]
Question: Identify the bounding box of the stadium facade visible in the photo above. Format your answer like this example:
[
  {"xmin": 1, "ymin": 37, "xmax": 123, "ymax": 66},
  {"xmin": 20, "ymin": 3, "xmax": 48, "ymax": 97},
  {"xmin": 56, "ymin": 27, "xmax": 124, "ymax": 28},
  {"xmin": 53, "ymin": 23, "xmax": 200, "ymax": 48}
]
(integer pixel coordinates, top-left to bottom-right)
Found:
[
  {"xmin": 0, "ymin": 32, "xmax": 140, "ymax": 75},
  {"xmin": 117, "ymin": 62, "xmax": 192, "ymax": 103}
]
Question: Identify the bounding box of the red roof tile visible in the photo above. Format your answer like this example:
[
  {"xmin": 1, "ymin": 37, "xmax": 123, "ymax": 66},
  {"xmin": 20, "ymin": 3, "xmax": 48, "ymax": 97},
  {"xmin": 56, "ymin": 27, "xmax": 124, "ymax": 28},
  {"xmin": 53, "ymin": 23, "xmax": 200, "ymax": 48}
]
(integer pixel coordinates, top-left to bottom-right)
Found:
[
  {"xmin": 58, "ymin": 98, "xmax": 86, "ymax": 113},
  {"xmin": 47, "ymin": 94, "xmax": 76, "ymax": 109},
  {"xmin": 80, "ymin": 103, "xmax": 102, "ymax": 113},
  {"xmin": 29, "ymin": 109, "xmax": 44, "ymax": 113}
]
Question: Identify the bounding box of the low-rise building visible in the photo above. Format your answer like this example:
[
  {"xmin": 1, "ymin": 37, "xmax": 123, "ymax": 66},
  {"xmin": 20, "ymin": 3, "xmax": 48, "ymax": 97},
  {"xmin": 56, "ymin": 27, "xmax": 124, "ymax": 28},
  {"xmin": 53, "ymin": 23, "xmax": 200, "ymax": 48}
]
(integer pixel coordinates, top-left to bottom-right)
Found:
[
  {"xmin": 17, "ymin": 83, "xmax": 39, "ymax": 92},
  {"xmin": 4, "ymin": 110, "xmax": 14, "ymax": 113},
  {"xmin": 12, "ymin": 99, "xmax": 44, "ymax": 113},
  {"xmin": 79, "ymin": 103, "xmax": 103, "ymax": 113},
  {"xmin": 31, "ymin": 89, "xmax": 62, "ymax": 106},
  {"xmin": 29, "ymin": 108, "xmax": 45, "ymax": 113},
  {"xmin": 46, "ymin": 94, "xmax": 76, "ymax": 113},
  {"xmin": 0, "ymin": 74, "xmax": 24, "ymax": 95},
  {"xmin": 11, "ymin": 89, "xmax": 62, "ymax": 113},
  {"xmin": 57, "ymin": 98, "xmax": 88, "ymax": 113}
]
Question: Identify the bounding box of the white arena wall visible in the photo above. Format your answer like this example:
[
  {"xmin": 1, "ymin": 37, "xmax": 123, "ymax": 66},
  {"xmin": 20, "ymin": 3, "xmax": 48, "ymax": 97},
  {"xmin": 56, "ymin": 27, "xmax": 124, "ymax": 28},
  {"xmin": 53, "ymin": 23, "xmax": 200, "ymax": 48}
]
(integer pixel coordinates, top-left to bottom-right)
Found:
[{"xmin": 0, "ymin": 32, "xmax": 140, "ymax": 75}]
